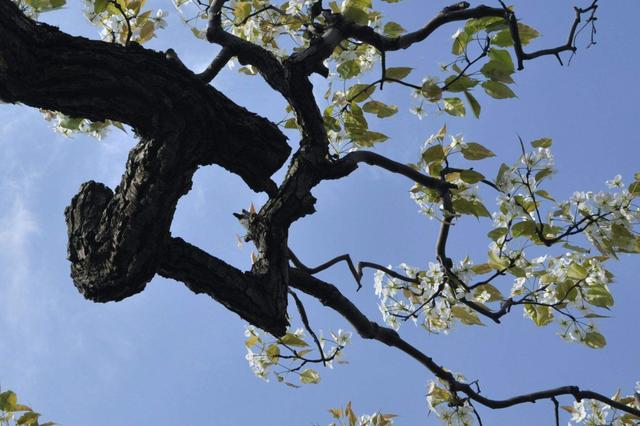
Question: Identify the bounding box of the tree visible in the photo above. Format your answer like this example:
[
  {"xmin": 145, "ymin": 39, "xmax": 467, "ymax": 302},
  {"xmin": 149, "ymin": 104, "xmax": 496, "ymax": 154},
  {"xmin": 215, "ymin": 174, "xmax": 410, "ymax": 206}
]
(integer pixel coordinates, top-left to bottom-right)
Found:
[{"xmin": 1, "ymin": 0, "xmax": 639, "ymax": 424}]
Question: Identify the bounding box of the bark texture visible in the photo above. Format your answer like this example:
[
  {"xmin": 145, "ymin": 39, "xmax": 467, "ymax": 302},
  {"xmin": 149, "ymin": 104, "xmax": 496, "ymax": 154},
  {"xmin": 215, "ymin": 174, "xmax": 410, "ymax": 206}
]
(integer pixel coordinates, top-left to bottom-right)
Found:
[{"xmin": 0, "ymin": 0, "xmax": 292, "ymax": 334}]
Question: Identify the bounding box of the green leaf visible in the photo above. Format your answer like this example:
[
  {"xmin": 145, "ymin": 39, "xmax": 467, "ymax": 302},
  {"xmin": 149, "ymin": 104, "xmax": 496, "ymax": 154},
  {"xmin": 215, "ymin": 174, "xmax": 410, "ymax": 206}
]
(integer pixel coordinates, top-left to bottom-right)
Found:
[
  {"xmin": 535, "ymin": 189, "xmax": 555, "ymax": 201},
  {"xmin": 628, "ymin": 181, "xmax": 640, "ymax": 195},
  {"xmin": 284, "ymin": 118, "xmax": 299, "ymax": 129},
  {"xmin": 94, "ymin": 0, "xmax": 109, "ymax": 13},
  {"xmin": 461, "ymin": 142, "xmax": 495, "ymax": 160},
  {"xmin": 488, "ymin": 227, "xmax": 508, "ymax": 241},
  {"xmin": 444, "ymin": 76, "xmax": 479, "ymax": 92},
  {"xmin": 138, "ymin": 21, "xmax": 156, "ymax": 44},
  {"xmin": 562, "ymin": 242, "xmax": 590, "ymax": 254},
  {"xmin": 59, "ymin": 116, "xmax": 83, "ymax": 130},
  {"xmin": 473, "ymin": 283, "xmax": 503, "ymax": 302},
  {"xmin": 583, "ymin": 313, "xmax": 611, "ymax": 319},
  {"xmin": 234, "ymin": 1, "xmax": 252, "ymax": 22},
  {"xmin": 362, "ymin": 101, "xmax": 398, "ymax": 118},
  {"xmin": 586, "ymin": 285, "xmax": 614, "ymax": 308},
  {"xmin": 524, "ymin": 304, "xmax": 553, "ymax": 326},
  {"xmin": 353, "ymin": 130, "xmax": 389, "ymax": 147},
  {"xmin": 516, "ymin": 23, "xmax": 540, "ymax": 45},
  {"xmin": 471, "ymin": 263, "xmax": 493, "ymax": 274},
  {"xmin": 460, "ymin": 170, "xmax": 485, "ymax": 184},
  {"xmin": 481, "ymin": 80, "xmax": 516, "ymax": 99},
  {"xmin": 421, "ymin": 144, "xmax": 445, "ymax": 164},
  {"xmin": 464, "ymin": 16, "xmax": 505, "ymax": 34},
  {"xmin": 238, "ymin": 65, "xmax": 257, "ymax": 75},
  {"xmin": 427, "ymin": 384, "xmax": 453, "ymax": 408},
  {"xmin": 421, "ymin": 80, "xmax": 442, "ymax": 102},
  {"xmin": 584, "ymin": 331, "xmax": 606, "ymax": 349},
  {"xmin": 451, "ymin": 29, "xmax": 471, "ymax": 55},
  {"xmin": 555, "ymin": 280, "xmax": 579, "ymax": 302},
  {"xmin": 337, "ymin": 60, "xmax": 361, "ymax": 79},
  {"xmin": 535, "ymin": 167, "xmax": 554, "ymax": 182},
  {"xmin": 346, "ymin": 83, "xmax": 375, "ymax": 102},
  {"xmin": 480, "ymin": 49, "xmax": 515, "ymax": 83},
  {"xmin": 492, "ymin": 23, "xmax": 540, "ymax": 47},
  {"xmin": 443, "ymin": 97, "xmax": 465, "ymax": 117},
  {"xmin": 385, "ymin": 67, "xmax": 412, "ymax": 80},
  {"xmin": 279, "ymin": 333, "xmax": 309, "ymax": 347},
  {"xmin": 344, "ymin": 103, "xmax": 368, "ymax": 137},
  {"xmin": 463, "ymin": 90, "xmax": 481, "ymax": 118},
  {"xmin": 0, "ymin": 391, "xmax": 17, "ymax": 412},
  {"xmin": 383, "ymin": 21, "xmax": 406, "ymax": 37},
  {"xmin": 488, "ymin": 250, "xmax": 510, "ymax": 270},
  {"xmin": 341, "ymin": 0, "xmax": 371, "ymax": 25},
  {"xmin": 531, "ymin": 137, "xmax": 552, "ymax": 148},
  {"xmin": 451, "ymin": 306, "xmax": 484, "ymax": 325},
  {"xmin": 266, "ymin": 343, "xmax": 280, "ymax": 363},
  {"xmin": 16, "ymin": 412, "xmax": 40, "ymax": 425},
  {"xmin": 299, "ymin": 368, "xmax": 321, "ymax": 384},
  {"xmin": 511, "ymin": 220, "xmax": 537, "ymax": 238},
  {"xmin": 453, "ymin": 198, "xmax": 490, "ymax": 218},
  {"xmin": 567, "ymin": 262, "xmax": 588, "ymax": 280},
  {"xmin": 245, "ymin": 334, "xmax": 260, "ymax": 348}
]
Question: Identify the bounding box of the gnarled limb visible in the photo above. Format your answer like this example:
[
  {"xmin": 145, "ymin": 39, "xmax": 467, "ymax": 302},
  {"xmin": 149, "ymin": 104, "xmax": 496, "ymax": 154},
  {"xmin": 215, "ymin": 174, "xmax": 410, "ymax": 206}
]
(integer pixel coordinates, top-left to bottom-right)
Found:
[
  {"xmin": 0, "ymin": 0, "xmax": 292, "ymax": 331},
  {"xmin": 0, "ymin": 0, "xmax": 290, "ymax": 192}
]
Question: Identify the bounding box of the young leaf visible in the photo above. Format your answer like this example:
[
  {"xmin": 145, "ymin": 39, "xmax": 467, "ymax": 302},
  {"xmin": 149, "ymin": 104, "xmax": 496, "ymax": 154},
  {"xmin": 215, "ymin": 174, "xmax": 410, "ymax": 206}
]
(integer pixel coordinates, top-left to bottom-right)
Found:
[
  {"xmin": 443, "ymin": 97, "xmax": 465, "ymax": 117},
  {"xmin": 464, "ymin": 90, "xmax": 481, "ymax": 118},
  {"xmin": 421, "ymin": 144, "xmax": 445, "ymax": 164},
  {"xmin": 362, "ymin": 101, "xmax": 398, "ymax": 118},
  {"xmin": 584, "ymin": 331, "xmax": 606, "ymax": 349},
  {"xmin": 385, "ymin": 67, "xmax": 412, "ymax": 80},
  {"xmin": 481, "ymin": 81, "xmax": 516, "ymax": 99},
  {"xmin": 279, "ymin": 333, "xmax": 309, "ymax": 347},
  {"xmin": 531, "ymin": 137, "xmax": 552, "ymax": 148},
  {"xmin": 299, "ymin": 368, "xmax": 321, "ymax": 384},
  {"xmin": 451, "ymin": 306, "xmax": 484, "ymax": 325},
  {"xmin": 461, "ymin": 143, "xmax": 495, "ymax": 160},
  {"xmin": 383, "ymin": 21, "xmax": 406, "ymax": 37}
]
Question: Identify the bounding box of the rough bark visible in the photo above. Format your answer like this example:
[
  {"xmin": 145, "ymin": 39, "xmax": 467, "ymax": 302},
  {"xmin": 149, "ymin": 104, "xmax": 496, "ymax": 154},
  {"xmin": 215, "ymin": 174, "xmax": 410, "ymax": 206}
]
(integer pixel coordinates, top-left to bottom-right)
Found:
[{"xmin": 0, "ymin": 0, "xmax": 291, "ymax": 334}]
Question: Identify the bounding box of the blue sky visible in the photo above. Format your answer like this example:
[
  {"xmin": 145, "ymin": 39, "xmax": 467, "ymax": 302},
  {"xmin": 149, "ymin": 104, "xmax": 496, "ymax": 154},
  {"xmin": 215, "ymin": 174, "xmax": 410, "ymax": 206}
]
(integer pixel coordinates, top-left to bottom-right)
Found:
[{"xmin": 1, "ymin": 1, "xmax": 639, "ymax": 425}]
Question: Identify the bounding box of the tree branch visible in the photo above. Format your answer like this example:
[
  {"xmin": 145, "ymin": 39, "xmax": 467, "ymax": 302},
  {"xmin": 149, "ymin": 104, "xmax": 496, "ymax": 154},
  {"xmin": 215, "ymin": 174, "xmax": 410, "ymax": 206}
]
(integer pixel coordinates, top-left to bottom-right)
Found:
[
  {"xmin": 206, "ymin": 0, "xmax": 289, "ymax": 95},
  {"xmin": 288, "ymin": 268, "xmax": 640, "ymax": 419},
  {"xmin": 328, "ymin": 150, "xmax": 455, "ymax": 192},
  {"xmin": 504, "ymin": 0, "xmax": 599, "ymax": 70},
  {"xmin": 197, "ymin": 46, "xmax": 234, "ymax": 82}
]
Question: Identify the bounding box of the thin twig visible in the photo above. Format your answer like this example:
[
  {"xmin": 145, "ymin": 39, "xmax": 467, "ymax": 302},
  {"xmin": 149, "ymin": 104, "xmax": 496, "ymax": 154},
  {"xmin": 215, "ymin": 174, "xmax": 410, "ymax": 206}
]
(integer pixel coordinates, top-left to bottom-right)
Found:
[{"xmin": 289, "ymin": 289, "xmax": 327, "ymax": 365}]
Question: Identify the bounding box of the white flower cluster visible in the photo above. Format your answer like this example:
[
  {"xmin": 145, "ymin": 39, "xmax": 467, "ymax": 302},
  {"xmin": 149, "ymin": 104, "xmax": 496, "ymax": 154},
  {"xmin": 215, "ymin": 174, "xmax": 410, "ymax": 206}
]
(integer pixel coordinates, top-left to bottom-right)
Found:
[
  {"xmin": 406, "ymin": 137, "xmax": 640, "ymax": 345},
  {"xmin": 285, "ymin": 0, "xmax": 312, "ymax": 16},
  {"xmin": 243, "ymin": 325, "xmax": 351, "ymax": 386},
  {"xmin": 427, "ymin": 376, "xmax": 475, "ymax": 426},
  {"xmin": 374, "ymin": 262, "xmax": 485, "ymax": 333},
  {"xmin": 567, "ymin": 387, "xmax": 640, "ymax": 426}
]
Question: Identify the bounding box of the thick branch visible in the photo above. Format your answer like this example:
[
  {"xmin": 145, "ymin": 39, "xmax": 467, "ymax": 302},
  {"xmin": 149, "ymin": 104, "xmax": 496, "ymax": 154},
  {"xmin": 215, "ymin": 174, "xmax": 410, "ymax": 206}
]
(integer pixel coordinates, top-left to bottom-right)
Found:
[
  {"xmin": 1, "ymin": 0, "xmax": 292, "ymax": 326},
  {"xmin": 0, "ymin": 0, "xmax": 290, "ymax": 192},
  {"xmin": 157, "ymin": 237, "xmax": 288, "ymax": 336}
]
